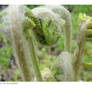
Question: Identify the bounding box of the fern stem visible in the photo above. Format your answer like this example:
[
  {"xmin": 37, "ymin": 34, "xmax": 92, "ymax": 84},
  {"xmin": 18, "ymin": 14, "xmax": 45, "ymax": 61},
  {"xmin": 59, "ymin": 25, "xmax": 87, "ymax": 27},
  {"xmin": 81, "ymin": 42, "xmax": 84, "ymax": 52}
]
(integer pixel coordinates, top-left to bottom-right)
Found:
[
  {"xmin": 27, "ymin": 30, "xmax": 43, "ymax": 81},
  {"xmin": 74, "ymin": 19, "xmax": 90, "ymax": 81},
  {"xmin": 8, "ymin": 6, "xmax": 33, "ymax": 81}
]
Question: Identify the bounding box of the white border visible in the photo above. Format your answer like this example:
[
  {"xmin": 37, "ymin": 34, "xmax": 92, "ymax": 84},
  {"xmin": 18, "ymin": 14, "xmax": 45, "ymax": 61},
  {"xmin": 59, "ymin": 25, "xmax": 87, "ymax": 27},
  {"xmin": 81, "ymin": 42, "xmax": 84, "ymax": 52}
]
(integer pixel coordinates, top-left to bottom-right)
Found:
[
  {"xmin": 0, "ymin": 0, "xmax": 92, "ymax": 5},
  {"xmin": 0, "ymin": 82, "xmax": 92, "ymax": 92}
]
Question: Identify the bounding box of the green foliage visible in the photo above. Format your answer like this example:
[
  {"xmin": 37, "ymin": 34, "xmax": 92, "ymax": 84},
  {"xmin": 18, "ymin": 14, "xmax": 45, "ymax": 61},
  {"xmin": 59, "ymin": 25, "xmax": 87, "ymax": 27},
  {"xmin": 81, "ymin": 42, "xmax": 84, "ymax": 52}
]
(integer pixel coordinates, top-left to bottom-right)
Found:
[
  {"xmin": 65, "ymin": 5, "xmax": 92, "ymax": 16},
  {"xmin": 27, "ymin": 5, "xmax": 42, "ymax": 9},
  {"xmin": 0, "ymin": 44, "xmax": 12, "ymax": 68},
  {"xmin": 0, "ymin": 34, "xmax": 12, "ymax": 69}
]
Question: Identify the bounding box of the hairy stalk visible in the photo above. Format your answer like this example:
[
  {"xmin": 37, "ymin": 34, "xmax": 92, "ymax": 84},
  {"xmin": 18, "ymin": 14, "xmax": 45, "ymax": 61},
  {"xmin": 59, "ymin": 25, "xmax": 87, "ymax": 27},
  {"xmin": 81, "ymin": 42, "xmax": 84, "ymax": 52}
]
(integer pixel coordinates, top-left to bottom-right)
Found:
[
  {"xmin": 23, "ymin": 8, "xmax": 43, "ymax": 81},
  {"xmin": 8, "ymin": 6, "xmax": 34, "ymax": 81},
  {"xmin": 27, "ymin": 30, "xmax": 43, "ymax": 81},
  {"xmin": 44, "ymin": 5, "xmax": 72, "ymax": 52},
  {"xmin": 59, "ymin": 51, "xmax": 74, "ymax": 81},
  {"xmin": 74, "ymin": 19, "xmax": 90, "ymax": 81}
]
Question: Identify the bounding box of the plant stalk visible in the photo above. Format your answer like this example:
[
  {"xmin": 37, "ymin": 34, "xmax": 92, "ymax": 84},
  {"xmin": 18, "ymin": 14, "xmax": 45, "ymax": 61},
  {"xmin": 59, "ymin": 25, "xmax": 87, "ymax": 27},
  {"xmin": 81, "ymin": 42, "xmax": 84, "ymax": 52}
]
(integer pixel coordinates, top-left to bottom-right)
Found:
[
  {"xmin": 8, "ymin": 6, "xmax": 34, "ymax": 81},
  {"xmin": 74, "ymin": 19, "xmax": 90, "ymax": 81},
  {"xmin": 27, "ymin": 30, "xmax": 43, "ymax": 81}
]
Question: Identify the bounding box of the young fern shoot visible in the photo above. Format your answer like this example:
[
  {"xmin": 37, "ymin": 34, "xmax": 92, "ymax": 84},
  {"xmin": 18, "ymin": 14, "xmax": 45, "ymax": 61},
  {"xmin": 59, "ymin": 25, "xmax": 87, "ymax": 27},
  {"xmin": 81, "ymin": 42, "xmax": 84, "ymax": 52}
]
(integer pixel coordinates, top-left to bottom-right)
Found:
[
  {"xmin": 32, "ymin": 7, "xmax": 63, "ymax": 46},
  {"xmin": 44, "ymin": 5, "xmax": 72, "ymax": 52},
  {"xmin": 8, "ymin": 6, "xmax": 36, "ymax": 81},
  {"xmin": 74, "ymin": 18, "xmax": 91, "ymax": 81}
]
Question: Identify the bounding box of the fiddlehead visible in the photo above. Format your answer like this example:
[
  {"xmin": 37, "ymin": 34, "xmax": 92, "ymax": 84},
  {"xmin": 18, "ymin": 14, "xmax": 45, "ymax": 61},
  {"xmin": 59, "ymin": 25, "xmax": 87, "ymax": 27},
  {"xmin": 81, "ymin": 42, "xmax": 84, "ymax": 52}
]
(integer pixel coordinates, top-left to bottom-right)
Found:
[
  {"xmin": 32, "ymin": 7, "xmax": 63, "ymax": 46},
  {"xmin": 43, "ymin": 5, "xmax": 72, "ymax": 52}
]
